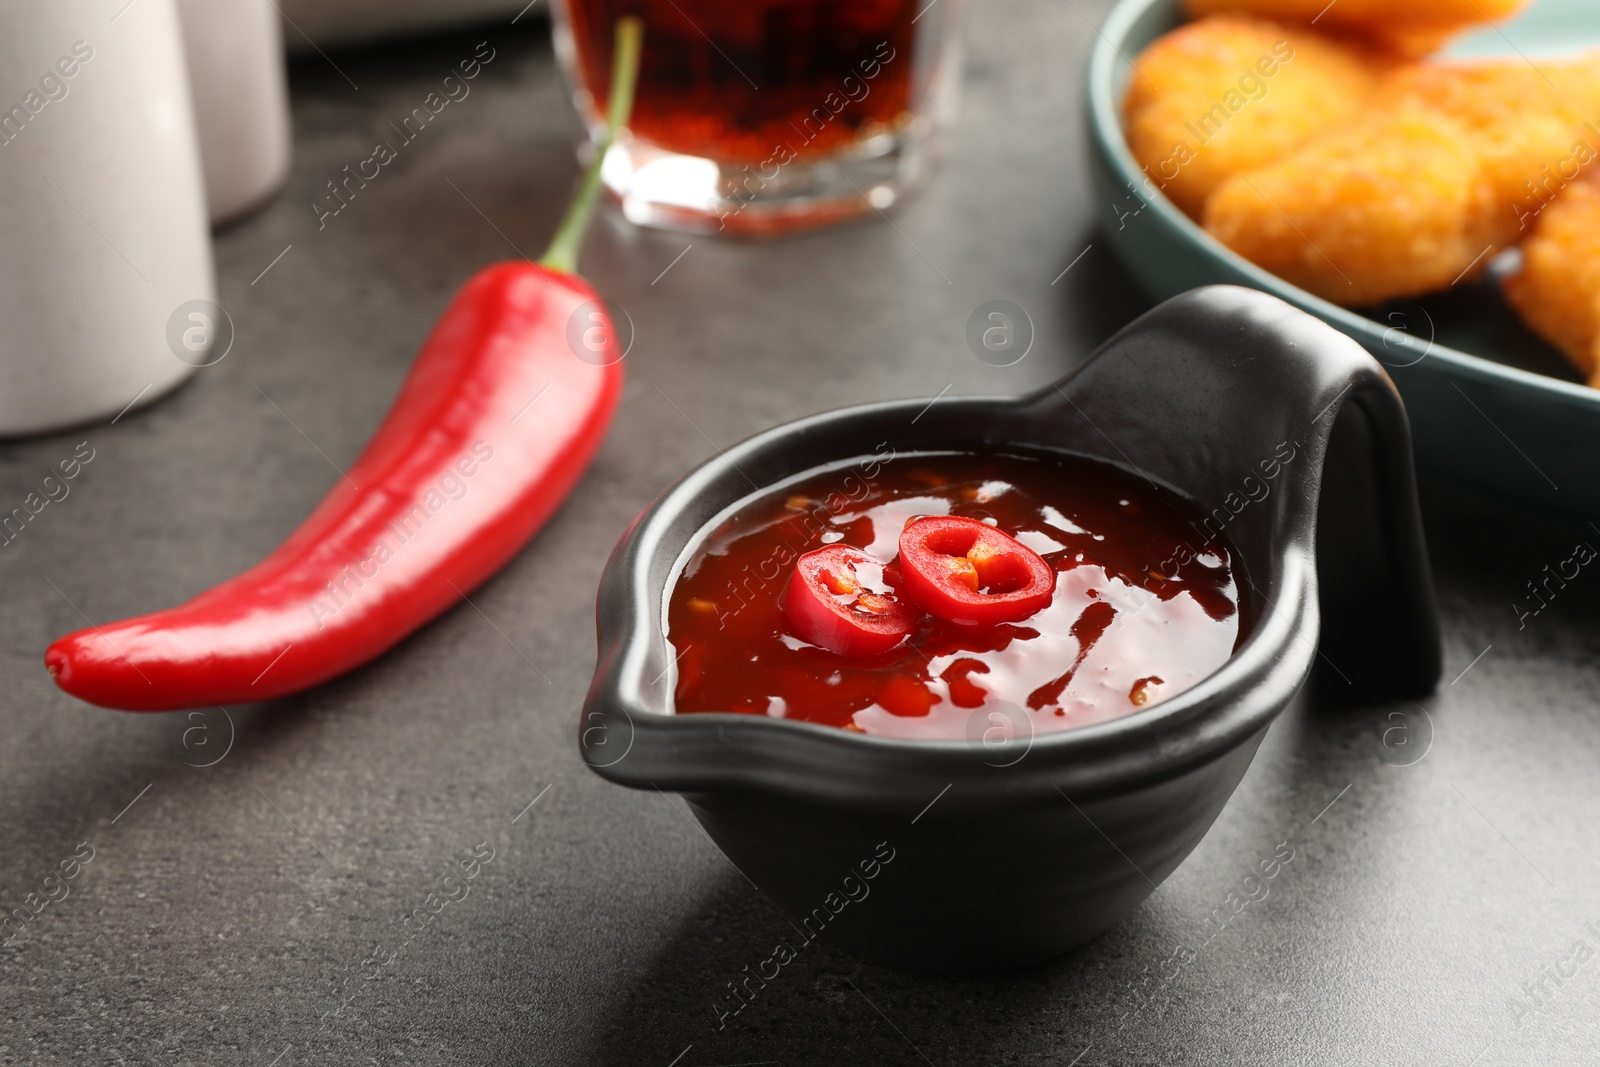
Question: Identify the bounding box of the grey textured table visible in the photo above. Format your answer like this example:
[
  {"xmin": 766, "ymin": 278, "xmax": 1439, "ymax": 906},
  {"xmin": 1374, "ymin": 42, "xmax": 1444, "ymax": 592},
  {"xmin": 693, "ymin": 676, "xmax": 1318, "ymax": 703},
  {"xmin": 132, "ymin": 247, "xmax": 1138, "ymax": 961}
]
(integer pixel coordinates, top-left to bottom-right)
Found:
[{"xmin": 4, "ymin": 4, "xmax": 1600, "ymax": 1064}]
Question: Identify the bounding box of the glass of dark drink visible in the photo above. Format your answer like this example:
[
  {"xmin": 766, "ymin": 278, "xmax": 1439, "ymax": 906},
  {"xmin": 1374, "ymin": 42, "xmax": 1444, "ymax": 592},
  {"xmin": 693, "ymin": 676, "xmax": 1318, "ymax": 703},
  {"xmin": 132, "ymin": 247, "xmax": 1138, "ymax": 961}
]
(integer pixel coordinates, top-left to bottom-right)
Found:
[{"xmin": 550, "ymin": 0, "xmax": 966, "ymax": 235}]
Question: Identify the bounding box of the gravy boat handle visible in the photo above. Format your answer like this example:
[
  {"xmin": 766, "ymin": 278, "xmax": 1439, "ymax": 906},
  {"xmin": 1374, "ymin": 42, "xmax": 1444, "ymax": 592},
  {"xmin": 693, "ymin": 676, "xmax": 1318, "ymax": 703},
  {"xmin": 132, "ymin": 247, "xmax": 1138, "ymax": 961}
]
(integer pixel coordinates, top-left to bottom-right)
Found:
[{"xmin": 1014, "ymin": 285, "xmax": 1442, "ymax": 695}]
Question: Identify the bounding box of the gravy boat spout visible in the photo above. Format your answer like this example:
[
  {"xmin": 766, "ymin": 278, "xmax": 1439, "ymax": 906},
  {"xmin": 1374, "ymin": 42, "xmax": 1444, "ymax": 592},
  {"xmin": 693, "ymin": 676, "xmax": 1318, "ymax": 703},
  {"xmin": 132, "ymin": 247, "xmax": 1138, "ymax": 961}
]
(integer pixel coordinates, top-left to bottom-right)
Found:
[{"xmin": 580, "ymin": 285, "xmax": 1441, "ymax": 974}]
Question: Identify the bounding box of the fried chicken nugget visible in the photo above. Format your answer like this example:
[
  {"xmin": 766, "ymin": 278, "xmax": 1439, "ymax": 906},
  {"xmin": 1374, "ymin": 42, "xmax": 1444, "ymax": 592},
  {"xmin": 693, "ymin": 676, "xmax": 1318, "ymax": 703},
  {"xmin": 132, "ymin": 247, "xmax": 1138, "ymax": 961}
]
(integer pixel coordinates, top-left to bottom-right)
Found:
[
  {"xmin": 1183, "ymin": 0, "xmax": 1528, "ymax": 58},
  {"xmin": 1123, "ymin": 15, "xmax": 1387, "ymax": 218},
  {"xmin": 1203, "ymin": 103, "xmax": 1481, "ymax": 305},
  {"xmin": 1204, "ymin": 58, "xmax": 1600, "ymax": 305},
  {"xmin": 1503, "ymin": 179, "xmax": 1600, "ymax": 385},
  {"xmin": 1390, "ymin": 60, "xmax": 1600, "ymax": 249}
]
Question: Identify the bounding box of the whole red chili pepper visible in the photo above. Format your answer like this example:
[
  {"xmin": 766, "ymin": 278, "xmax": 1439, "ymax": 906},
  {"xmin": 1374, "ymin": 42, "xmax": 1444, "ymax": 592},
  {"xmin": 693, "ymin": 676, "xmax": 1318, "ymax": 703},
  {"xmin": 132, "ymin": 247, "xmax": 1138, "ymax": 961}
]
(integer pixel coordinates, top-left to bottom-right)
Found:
[{"xmin": 45, "ymin": 19, "xmax": 645, "ymax": 712}]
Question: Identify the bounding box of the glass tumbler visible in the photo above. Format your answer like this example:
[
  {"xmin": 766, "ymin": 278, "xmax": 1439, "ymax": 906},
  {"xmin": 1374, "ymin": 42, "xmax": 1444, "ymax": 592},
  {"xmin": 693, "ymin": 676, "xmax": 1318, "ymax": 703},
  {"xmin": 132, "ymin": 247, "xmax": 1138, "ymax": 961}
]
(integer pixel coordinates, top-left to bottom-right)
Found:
[{"xmin": 550, "ymin": 0, "xmax": 966, "ymax": 235}]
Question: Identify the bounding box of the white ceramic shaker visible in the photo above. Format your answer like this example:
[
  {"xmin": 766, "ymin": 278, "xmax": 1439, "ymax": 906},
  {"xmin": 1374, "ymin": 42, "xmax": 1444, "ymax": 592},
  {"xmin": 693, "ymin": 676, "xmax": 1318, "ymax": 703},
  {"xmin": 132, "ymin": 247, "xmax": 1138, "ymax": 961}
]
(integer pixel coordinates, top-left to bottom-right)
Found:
[
  {"xmin": 177, "ymin": 0, "xmax": 292, "ymax": 224},
  {"xmin": 0, "ymin": 0, "xmax": 216, "ymax": 434}
]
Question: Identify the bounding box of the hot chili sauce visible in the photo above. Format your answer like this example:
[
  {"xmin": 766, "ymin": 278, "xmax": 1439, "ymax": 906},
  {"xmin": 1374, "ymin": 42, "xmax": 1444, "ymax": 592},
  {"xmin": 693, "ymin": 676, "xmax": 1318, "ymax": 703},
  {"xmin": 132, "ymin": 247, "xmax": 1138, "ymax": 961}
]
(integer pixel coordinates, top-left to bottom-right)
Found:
[{"xmin": 666, "ymin": 452, "xmax": 1247, "ymax": 739}]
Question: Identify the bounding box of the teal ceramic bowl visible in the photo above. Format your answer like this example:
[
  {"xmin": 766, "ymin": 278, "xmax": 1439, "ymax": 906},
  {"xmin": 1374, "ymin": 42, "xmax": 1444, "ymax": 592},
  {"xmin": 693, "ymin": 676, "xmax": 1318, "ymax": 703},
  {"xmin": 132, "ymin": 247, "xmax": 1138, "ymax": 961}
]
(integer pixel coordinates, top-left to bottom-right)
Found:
[{"xmin": 1086, "ymin": 0, "xmax": 1600, "ymax": 516}]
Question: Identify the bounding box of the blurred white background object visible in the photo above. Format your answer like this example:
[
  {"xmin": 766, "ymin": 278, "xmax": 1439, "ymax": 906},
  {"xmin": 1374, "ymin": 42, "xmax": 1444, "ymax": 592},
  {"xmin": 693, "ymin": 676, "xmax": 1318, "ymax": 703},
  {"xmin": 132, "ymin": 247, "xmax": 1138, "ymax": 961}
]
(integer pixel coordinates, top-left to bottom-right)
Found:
[
  {"xmin": 277, "ymin": 0, "xmax": 534, "ymax": 51},
  {"xmin": 0, "ymin": 0, "xmax": 214, "ymax": 434},
  {"xmin": 178, "ymin": 0, "xmax": 292, "ymax": 224}
]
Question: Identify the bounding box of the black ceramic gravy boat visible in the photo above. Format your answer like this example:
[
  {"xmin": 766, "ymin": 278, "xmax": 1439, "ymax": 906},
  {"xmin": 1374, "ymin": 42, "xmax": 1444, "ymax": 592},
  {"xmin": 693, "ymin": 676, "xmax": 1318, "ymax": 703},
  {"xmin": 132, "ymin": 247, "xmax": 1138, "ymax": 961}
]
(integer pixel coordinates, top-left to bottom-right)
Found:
[{"xmin": 581, "ymin": 286, "xmax": 1441, "ymax": 974}]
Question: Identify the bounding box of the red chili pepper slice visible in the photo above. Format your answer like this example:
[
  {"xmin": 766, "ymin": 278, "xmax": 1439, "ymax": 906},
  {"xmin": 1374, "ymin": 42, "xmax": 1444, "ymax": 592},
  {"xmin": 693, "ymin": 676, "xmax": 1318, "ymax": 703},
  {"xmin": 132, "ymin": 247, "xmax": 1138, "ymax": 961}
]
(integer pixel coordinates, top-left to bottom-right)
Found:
[
  {"xmin": 897, "ymin": 516, "xmax": 1055, "ymax": 626},
  {"xmin": 42, "ymin": 19, "xmax": 647, "ymax": 712},
  {"xmin": 782, "ymin": 547, "xmax": 917, "ymax": 658}
]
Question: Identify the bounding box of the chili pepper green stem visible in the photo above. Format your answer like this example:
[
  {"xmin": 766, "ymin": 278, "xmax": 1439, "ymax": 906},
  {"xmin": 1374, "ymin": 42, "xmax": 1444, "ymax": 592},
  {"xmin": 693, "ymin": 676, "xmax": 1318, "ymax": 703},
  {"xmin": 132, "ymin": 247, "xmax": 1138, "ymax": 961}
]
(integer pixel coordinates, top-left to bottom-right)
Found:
[{"xmin": 539, "ymin": 16, "xmax": 644, "ymax": 274}]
